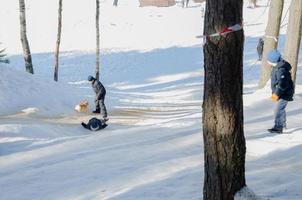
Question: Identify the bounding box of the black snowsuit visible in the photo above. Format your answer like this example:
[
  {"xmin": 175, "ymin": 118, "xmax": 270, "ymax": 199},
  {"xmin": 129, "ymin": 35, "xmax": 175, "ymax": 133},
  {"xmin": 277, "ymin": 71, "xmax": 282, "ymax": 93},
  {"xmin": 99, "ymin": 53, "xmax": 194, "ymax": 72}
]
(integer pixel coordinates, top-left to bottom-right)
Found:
[
  {"xmin": 91, "ymin": 79, "xmax": 108, "ymax": 118},
  {"xmin": 81, "ymin": 117, "xmax": 107, "ymax": 131}
]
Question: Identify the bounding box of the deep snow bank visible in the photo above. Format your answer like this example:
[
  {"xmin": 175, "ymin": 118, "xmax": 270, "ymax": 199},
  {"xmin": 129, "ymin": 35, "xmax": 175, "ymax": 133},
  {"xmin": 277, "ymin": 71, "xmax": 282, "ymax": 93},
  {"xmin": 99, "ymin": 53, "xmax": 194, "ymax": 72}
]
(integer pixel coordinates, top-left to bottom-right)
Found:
[{"xmin": 0, "ymin": 65, "xmax": 85, "ymax": 116}]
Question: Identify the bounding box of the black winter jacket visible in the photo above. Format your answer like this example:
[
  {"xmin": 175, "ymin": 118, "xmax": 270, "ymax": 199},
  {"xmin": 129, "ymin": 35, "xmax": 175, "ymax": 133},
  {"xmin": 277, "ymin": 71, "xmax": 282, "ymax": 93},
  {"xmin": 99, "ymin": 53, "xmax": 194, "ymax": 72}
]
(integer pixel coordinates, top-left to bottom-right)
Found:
[
  {"xmin": 81, "ymin": 117, "xmax": 107, "ymax": 131},
  {"xmin": 257, "ymin": 38, "xmax": 264, "ymax": 55},
  {"xmin": 271, "ymin": 60, "xmax": 294, "ymax": 101},
  {"xmin": 92, "ymin": 79, "xmax": 106, "ymax": 100}
]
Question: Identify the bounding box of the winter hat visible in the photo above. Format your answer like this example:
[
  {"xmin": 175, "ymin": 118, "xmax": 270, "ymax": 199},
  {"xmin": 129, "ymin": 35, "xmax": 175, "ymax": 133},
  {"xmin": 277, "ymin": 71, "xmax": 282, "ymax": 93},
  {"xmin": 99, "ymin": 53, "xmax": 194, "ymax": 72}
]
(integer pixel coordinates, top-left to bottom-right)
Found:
[
  {"xmin": 88, "ymin": 75, "xmax": 94, "ymax": 81},
  {"xmin": 267, "ymin": 49, "xmax": 281, "ymax": 64},
  {"xmin": 89, "ymin": 118, "xmax": 100, "ymax": 131}
]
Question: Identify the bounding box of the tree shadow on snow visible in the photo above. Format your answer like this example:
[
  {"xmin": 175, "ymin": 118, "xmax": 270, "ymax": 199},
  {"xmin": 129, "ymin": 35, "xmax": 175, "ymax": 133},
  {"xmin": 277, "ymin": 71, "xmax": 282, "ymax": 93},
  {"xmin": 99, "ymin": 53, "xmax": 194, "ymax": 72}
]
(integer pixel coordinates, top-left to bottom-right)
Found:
[
  {"xmin": 7, "ymin": 46, "xmax": 203, "ymax": 90},
  {"xmin": 246, "ymin": 144, "xmax": 302, "ymax": 199}
]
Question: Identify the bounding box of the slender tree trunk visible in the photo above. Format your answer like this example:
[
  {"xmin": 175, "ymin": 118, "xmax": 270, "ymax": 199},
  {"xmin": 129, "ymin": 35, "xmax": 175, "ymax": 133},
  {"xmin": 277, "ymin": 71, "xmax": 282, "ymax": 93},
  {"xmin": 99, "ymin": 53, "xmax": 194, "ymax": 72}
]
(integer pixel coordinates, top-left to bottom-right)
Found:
[
  {"xmin": 54, "ymin": 0, "xmax": 63, "ymax": 82},
  {"xmin": 96, "ymin": 0, "xmax": 100, "ymax": 81},
  {"xmin": 113, "ymin": 0, "xmax": 118, "ymax": 6},
  {"xmin": 203, "ymin": 0, "xmax": 246, "ymax": 199},
  {"xmin": 19, "ymin": 0, "xmax": 34, "ymax": 74},
  {"xmin": 284, "ymin": 0, "xmax": 302, "ymax": 85},
  {"xmin": 258, "ymin": 0, "xmax": 284, "ymax": 89}
]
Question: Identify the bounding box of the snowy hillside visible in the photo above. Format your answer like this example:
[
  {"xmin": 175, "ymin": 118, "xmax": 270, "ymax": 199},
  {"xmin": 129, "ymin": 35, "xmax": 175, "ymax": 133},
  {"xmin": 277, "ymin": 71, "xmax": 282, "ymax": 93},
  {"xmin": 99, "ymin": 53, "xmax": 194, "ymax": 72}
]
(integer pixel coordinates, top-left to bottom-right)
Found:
[
  {"xmin": 1, "ymin": 0, "xmax": 302, "ymax": 200},
  {"xmin": 0, "ymin": 65, "xmax": 86, "ymax": 116},
  {"xmin": 1, "ymin": 0, "xmax": 202, "ymax": 54}
]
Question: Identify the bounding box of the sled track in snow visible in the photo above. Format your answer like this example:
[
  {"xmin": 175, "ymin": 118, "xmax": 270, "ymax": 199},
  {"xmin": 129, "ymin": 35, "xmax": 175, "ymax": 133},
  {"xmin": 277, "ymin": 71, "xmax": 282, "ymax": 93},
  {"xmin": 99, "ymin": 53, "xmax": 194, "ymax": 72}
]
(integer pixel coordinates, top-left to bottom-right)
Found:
[{"xmin": 0, "ymin": 104, "xmax": 201, "ymax": 126}]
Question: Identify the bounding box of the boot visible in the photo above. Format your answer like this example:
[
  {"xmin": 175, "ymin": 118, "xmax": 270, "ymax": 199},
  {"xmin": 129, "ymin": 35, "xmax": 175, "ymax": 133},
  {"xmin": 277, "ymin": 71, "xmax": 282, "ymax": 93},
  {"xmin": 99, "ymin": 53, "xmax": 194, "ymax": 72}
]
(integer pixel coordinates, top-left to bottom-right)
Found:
[
  {"xmin": 92, "ymin": 108, "xmax": 100, "ymax": 114},
  {"xmin": 268, "ymin": 127, "xmax": 282, "ymax": 134}
]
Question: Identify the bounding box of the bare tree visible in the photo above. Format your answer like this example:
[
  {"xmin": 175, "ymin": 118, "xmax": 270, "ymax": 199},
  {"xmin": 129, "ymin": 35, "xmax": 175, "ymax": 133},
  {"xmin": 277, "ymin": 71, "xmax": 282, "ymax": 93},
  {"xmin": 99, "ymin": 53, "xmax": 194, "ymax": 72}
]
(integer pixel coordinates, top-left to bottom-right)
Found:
[
  {"xmin": 19, "ymin": 0, "xmax": 34, "ymax": 74},
  {"xmin": 258, "ymin": 0, "xmax": 284, "ymax": 88},
  {"xmin": 54, "ymin": 0, "xmax": 63, "ymax": 82},
  {"xmin": 96, "ymin": 0, "xmax": 100, "ymax": 80},
  {"xmin": 284, "ymin": 0, "xmax": 302, "ymax": 85},
  {"xmin": 203, "ymin": 0, "xmax": 246, "ymax": 199}
]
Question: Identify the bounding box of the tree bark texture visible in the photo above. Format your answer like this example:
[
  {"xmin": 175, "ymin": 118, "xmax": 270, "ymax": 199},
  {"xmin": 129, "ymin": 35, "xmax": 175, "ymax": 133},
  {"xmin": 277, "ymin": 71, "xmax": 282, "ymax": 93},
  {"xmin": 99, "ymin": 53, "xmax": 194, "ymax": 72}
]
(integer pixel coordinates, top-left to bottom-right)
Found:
[
  {"xmin": 96, "ymin": 0, "xmax": 100, "ymax": 81},
  {"xmin": 284, "ymin": 0, "xmax": 302, "ymax": 85},
  {"xmin": 54, "ymin": 0, "xmax": 63, "ymax": 82},
  {"xmin": 19, "ymin": 0, "xmax": 34, "ymax": 74},
  {"xmin": 203, "ymin": 0, "xmax": 246, "ymax": 199},
  {"xmin": 258, "ymin": 0, "xmax": 284, "ymax": 88}
]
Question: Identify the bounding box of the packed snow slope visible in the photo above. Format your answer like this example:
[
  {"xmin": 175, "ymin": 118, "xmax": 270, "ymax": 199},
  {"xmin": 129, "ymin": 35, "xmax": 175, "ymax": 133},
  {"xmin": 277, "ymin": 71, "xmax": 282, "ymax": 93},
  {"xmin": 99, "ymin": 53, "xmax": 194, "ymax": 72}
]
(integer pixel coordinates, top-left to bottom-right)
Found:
[{"xmin": 1, "ymin": 0, "xmax": 302, "ymax": 200}]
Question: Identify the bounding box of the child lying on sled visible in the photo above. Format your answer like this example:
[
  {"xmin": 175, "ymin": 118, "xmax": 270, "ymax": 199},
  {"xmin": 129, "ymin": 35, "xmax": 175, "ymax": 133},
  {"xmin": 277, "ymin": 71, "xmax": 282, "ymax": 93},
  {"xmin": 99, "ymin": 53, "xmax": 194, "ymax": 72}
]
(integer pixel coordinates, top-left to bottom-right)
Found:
[{"xmin": 81, "ymin": 117, "xmax": 107, "ymax": 131}]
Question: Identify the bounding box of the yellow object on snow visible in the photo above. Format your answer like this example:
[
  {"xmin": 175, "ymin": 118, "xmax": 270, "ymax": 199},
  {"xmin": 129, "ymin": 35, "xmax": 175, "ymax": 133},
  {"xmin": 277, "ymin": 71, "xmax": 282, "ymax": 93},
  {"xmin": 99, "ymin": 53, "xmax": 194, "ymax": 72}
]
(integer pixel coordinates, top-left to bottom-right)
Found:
[{"xmin": 75, "ymin": 100, "xmax": 89, "ymax": 113}]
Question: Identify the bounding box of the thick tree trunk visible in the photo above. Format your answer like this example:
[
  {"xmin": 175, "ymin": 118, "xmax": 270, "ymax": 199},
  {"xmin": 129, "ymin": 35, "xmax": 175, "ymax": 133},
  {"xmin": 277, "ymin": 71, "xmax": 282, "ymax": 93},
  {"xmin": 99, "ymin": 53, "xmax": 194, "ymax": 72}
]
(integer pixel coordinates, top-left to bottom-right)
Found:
[
  {"xmin": 203, "ymin": 0, "xmax": 246, "ymax": 199},
  {"xmin": 284, "ymin": 0, "xmax": 302, "ymax": 85},
  {"xmin": 95, "ymin": 0, "xmax": 100, "ymax": 81},
  {"xmin": 54, "ymin": 0, "xmax": 63, "ymax": 82},
  {"xmin": 19, "ymin": 0, "xmax": 34, "ymax": 74},
  {"xmin": 258, "ymin": 0, "xmax": 284, "ymax": 89}
]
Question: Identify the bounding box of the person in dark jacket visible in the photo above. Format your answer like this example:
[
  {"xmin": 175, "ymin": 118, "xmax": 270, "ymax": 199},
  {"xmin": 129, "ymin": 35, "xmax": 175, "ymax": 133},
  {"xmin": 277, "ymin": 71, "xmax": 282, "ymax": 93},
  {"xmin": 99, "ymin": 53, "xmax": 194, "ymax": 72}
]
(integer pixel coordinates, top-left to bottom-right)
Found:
[
  {"xmin": 257, "ymin": 37, "xmax": 264, "ymax": 61},
  {"xmin": 88, "ymin": 75, "xmax": 108, "ymax": 120},
  {"xmin": 81, "ymin": 117, "xmax": 107, "ymax": 131},
  {"xmin": 267, "ymin": 50, "xmax": 294, "ymax": 133}
]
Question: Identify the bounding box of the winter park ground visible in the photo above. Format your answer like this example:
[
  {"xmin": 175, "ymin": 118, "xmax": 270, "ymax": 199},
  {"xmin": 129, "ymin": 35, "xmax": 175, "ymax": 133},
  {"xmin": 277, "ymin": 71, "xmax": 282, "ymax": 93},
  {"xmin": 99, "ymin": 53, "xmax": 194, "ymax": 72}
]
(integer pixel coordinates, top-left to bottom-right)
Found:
[{"xmin": 1, "ymin": 0, "xmax": 302, "ymax": 200}]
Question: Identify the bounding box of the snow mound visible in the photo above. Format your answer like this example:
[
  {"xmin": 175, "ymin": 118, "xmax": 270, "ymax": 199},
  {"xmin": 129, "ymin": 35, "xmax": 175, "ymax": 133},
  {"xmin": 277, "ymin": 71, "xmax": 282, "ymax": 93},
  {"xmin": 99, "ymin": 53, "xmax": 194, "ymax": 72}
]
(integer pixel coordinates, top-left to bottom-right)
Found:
[
  {"xmin": 235, "ymin": 187, "xmax": 265, "ymax": 200},
  {"xmin": 0, "ymin": 65, "xmax": 83, "ymax": 117}
]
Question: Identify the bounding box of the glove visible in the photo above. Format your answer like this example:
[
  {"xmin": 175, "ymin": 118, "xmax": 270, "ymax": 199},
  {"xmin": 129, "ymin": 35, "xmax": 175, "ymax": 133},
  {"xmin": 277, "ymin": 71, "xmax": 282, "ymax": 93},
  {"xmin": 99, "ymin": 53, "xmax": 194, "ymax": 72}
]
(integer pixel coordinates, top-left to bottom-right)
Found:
[{"xmin": 271, "ymin": 93, "xmax": 279, "ymax": 102}]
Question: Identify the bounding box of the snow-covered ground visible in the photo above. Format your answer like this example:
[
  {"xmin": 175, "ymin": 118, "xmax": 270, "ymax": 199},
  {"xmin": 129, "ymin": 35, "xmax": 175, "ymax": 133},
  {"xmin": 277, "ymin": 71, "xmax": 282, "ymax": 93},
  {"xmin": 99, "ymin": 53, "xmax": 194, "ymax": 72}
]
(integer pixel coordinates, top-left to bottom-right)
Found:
[{"xmin": 1, "ymin": 0, "xmax": 302, "ymax": 199}]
